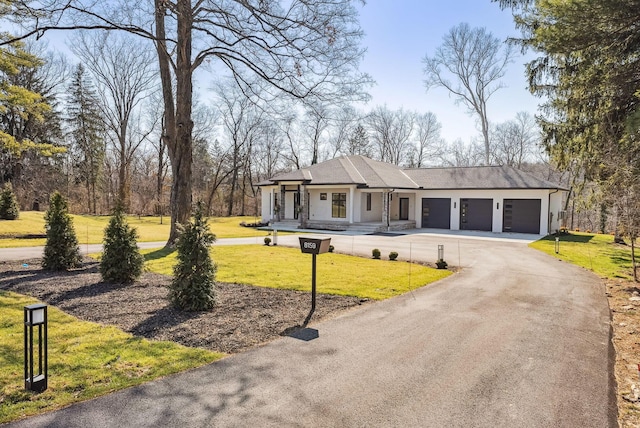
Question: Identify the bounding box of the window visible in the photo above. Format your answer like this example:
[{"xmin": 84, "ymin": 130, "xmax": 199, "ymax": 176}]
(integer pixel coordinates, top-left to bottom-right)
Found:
[
  {"xmin": 366, "ymin": 193, "xmax": 372, "ymax": 211},
  {"xmin": 332, "ymin": 193, "xmax": 347, "ymax": 218}
]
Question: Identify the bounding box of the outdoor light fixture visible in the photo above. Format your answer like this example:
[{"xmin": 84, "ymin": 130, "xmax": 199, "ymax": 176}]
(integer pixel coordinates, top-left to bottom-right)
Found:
[
  {"xmin": 438, "ymin": 244, "xmax": 444, "ymax": 261},
  {"xmin": 555, "ymin": 236, "xmax": 560, "ymax": 254},
  {"xmin": 24, "ymin": 303, "xmax": 48, "ymax": 393}
]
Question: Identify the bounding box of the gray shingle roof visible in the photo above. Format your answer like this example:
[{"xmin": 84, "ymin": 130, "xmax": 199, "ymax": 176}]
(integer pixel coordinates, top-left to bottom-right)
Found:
[
  {"xmin": 261, "ymin": 155, "xmax": 419, "ymax": 189},
  {"xmin": 404, "ymin": 165, "xmax": 567, "ymax": 190},
  {"xmin": 259, "ymin": 156, "xmax": 566, "ymax": 190}
]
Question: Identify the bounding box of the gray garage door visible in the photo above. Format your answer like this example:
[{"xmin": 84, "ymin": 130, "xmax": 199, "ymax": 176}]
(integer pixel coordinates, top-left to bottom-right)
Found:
[
  {"xmin": 460, "ymin": 198, "xmax": 493, "ymax": 231},
  {"xmin": 503, "ymin": 199, "xmax": 541, "ymax": 234},
  {"xmin": 421, "ymin": 198, "xmax": 451, "ymax": 229}
]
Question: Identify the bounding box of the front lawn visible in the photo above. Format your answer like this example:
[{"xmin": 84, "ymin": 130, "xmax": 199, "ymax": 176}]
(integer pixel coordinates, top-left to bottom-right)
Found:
[
  {"xmin": 529, "ymin": 232, "xmax": 635, "ymax": 279},
  {"xmin": 144, "ymin": 245, "xmax": 452, "ymax": 300},
  {"xmin": 0, "ymin": 291, "xmax": 223, "ymax": 424},
  {"xmin": 0, "ymin": 212, "xmax": 272, "ymax": 247}
]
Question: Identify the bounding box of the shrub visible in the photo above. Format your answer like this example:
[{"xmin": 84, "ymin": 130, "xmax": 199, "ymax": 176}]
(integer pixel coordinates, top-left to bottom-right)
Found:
[
  {"xmin": 436, "ymin": 259, "xmax": 448, "ymax": 269},
  {"xmin": 389, "ymin": 251, "xmax": 398, "ymax": 261},
  {"xmin": 169, "ymin": 202, "xmax": 217, "ymax": 311},
  {"xmin": 264, "ymin": 237, "xmax": 271, "ymax": 246},
  {"xmin": 0, "ymin": 182, "xmax": 19, "ymax": 220},
  {"xmin": 100, "ymin": 202, "xmax": 144, "ymax": 283},
  {"xmin": 372, "ymin": 248, "xmax": 381, "ymax": 259},
  {"xmin": 328, "ymin": 245, "xmax": 335, "ymax": 253},
  {"xmin": 42, "ymin": 192, "xmax": 82, "ymax": 271}
]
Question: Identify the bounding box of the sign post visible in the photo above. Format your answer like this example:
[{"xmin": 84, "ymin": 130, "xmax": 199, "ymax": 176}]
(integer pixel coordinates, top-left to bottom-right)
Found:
[{"xmin": 299, "ymin": 237, "xmax": 331, "ymax": 325}]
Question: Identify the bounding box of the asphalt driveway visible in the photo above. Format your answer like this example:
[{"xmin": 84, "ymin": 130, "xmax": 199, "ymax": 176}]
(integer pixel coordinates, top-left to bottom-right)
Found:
[{"xmin": 4, "ymin": 232, "xmax": 614, "ymax": 427}]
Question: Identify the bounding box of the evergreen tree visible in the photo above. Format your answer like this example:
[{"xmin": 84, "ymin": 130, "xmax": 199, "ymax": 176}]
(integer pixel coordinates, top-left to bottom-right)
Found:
[
  {"xmin": 66, "ymin": 63, "xmax": 106, "ymax": 214},
  {"xmin": 42, "ymin": 191, "xmax": 82, "ymax": 271},
  {"xmin": 169, "ymin": 201, "xmax": 217, "ymax": 311},
  {"xmin": 100, "ymin": 201, "xmax": 144, "ymax": 283},
  {"xmin": 0, "ymin": 34, "xmax": 65, "ymax": 180},
  {"xmin": 0, "ymin": 182, "xmax": 19, "ymax": 220}
]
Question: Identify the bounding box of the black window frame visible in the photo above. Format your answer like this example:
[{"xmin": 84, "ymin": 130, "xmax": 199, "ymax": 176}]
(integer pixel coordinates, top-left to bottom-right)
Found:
[{"xmin": 332, "ymin": 193, "xmax": 347, "ymax": 218}]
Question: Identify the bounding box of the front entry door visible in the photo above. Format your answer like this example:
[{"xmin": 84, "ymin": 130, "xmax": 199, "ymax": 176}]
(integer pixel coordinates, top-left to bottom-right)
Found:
[{"xmin": 399, "ymin": 198, "xmax": 409, "ymax": 220}]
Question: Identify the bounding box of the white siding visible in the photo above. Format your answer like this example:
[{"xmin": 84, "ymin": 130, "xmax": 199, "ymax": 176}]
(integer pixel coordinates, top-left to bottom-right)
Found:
[
  {"xmin": 260, "ymin": 186, "xmax": 276, "ymax": 223},
  {"xmin": 307, "ymin": 187, "xmax": 353, "ymax": 223}
]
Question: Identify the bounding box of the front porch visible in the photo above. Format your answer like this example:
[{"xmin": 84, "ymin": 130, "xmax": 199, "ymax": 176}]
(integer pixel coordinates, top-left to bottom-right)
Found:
[{"xmin": 268, "ymin": 219, "xmax": 416, "ymax": 234}]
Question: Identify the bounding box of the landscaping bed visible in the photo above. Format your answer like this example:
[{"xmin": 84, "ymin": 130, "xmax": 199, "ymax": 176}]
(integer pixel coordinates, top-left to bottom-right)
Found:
[
  {"xmin": 606, "ymin": 278, "xmax": 640, "ymax": 426},
  {"xmin": 0, "ymin": 258, "xmax": 368, "ymax": 354}
]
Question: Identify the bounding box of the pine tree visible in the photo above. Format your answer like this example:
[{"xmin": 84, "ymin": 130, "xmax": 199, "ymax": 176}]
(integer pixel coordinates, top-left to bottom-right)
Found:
[
  {"xmin": 42, "ymin": 191, "xmax": 82, "ymax": 271},
  {"xmin": 66, "ymin": 63, "xmax": 106, "ymax": 214},
  {"xmin": 100, "ymin": 201, "xmax": 144, "ymax": 283},
  {"xmin": 0, "ymin": 182, "xmax": 19, "ymax": 220},
  {"xmin": 169, "ymin": 201, "xmax": 217, "ymax": 311}
]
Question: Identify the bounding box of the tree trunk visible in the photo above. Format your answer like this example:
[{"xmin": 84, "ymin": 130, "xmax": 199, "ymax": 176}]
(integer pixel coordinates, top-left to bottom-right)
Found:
[
  {"xmin": 227, "ymin": 168, "xmax": 237, "ymax": 216},
  {"xmin": 632, "ymin": 236, "xmax": 638, "ymax": 282},
  {"xmin": 155, "ymin": 0, "xmax": 193, "ymax": 246}
]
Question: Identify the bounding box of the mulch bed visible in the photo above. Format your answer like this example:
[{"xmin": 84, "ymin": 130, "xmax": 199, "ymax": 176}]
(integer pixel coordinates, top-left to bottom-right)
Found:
[{"xmin": 0, "ymin": 258, "xmax": 369, "ymax": 354}]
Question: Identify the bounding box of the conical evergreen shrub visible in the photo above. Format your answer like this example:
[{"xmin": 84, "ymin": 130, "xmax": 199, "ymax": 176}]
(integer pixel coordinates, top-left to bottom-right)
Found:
[
  {"xmin": 100, "ymin": 202, "xmax": 144, "ymax": 283},
  {"xmin": 42, "ymin": 192, "xmax": 82, "ymax": 271},
  {"xmin": 0, "ymin": 182, "xmax": 19, "ymax": 220},
  {"xmin": 169, "ymin": 202, "xmax": 217, "ymax": 311}
]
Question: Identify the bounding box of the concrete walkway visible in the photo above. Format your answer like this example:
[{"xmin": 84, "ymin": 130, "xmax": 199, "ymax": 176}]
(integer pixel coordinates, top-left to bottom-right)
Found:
[{"xmin": 3, "ymin": 232, "xmax": 615, "ymax": 427}]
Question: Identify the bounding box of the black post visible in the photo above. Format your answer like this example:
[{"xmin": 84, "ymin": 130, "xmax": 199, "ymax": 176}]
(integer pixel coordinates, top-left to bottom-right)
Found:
[
  {"xmin": 311, "ymin": 253, "xmax": 317, "ymax": 313},
  {"xmin": 304, "ymin": 253, "xmax": 317, "ymax": 326}
]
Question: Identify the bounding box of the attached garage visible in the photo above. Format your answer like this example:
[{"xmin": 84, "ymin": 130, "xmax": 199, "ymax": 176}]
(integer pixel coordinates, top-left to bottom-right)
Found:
[
  {"xmin": 421, "ymin": 198, "xmax": 451, "ymax": 229},
  {"xmin": 460, "ymin": 198, "xmax": 493, "ymax": 231},
  {"xmin": 503, "ymin": 199, "xmax": 541, "ymax": 234}
]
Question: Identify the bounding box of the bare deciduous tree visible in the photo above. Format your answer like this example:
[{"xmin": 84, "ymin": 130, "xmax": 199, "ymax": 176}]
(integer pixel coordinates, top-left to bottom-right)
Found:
[
  {"xmin": 71, "ymin": 31, "xmax": 157, "ymax": 211},
  {"xmin": 490, "ymin": 112, "xmax": 540, "ymax": 167},
  {"xmin": 366, "ymin": 106, "xmax": 414, "ymax": 165},
  {"xmin": 408, "ymin": 112, "xmax": 443, "ymax": 167},
  {"xmin": 439, "ymin": 138, "xmax": 485, "ymax": 167},
  {"xmin": 423, "ymin": 23, "xmax": 514, "ymax": 165},
  {"xmin": 6, "ymin": 0, "xmax": 371, "ymax": 245}
]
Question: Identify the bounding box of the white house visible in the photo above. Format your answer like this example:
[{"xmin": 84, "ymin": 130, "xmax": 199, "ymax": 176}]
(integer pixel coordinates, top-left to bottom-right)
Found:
[{"xmin": 258, "ymin": 155, "xmax": 567, "ymax": 235}]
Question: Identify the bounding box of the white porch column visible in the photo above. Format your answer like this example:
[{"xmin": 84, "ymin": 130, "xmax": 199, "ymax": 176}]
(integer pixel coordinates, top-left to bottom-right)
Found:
[
  {"xmin": 349, "ymin": 187, "xmax": 355, "ymax": 224},
  {"xmin": 382, "ymin": 191, "xmax": 390, "ymax": 231}
]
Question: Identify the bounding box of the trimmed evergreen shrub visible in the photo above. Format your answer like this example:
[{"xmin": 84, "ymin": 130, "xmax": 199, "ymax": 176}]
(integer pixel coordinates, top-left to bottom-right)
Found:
[
  {"xmin": 372, "ymin": 248, "xmax": 381, "ymax": 259},
  {"xmin": 100, "ymin": 202, "xmax": 144, "ymax": 283},
  {"xmin": 389, "ymin": 251, "xmax": 399, "ymax": 261},
  {"xmin": 0, "ymin": 182, "xmax": 19, "ymax": 220},
  {"xmin": 42, "ymin": 192, "xmax": 82, "ymax": 271},
  {"xmin": 264, "ymin": 237, "xmax": 271, "ymax": 246},
  {"xmin": 169, "ymin": 202, "xmax": 217, "ymax": 311}
]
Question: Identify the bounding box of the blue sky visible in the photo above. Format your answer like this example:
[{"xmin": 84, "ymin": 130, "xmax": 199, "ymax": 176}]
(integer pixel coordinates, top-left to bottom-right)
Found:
[{"xmin": 356, "ymin": 1, "xmax": 541, "ymax": 143}]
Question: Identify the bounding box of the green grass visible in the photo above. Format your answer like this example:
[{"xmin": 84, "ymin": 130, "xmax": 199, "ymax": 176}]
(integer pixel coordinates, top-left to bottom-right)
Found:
[
  {"xmin": 0, "ymin": 291, "xmax": 223, "ymax": 424},
  {"xmin": 144, "ymin": 245, "xmax": 452, "ymax": 300},
  {"xmin": 530, "ymin": 232, "xmax": 636, "ymax": 280},
  {"xmin": 0, "ymin": 212, "xmax": 273, "ymax": 247}
]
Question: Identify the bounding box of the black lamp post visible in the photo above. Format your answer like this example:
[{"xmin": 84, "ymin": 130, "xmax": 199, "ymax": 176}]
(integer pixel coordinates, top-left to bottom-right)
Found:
[{"xmin": 24, "ymin": 303, "xmax": 48, "ymax": 393}]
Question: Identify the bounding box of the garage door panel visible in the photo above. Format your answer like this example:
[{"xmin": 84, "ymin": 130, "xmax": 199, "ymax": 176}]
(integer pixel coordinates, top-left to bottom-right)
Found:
[
  {"xmin": 503, "ymin": 199, "xmax": 541, "ymax": 234},
  {"xmin": 422, "ymin": 198, "xmax": 451, "ymax": 229},
  {"xmin": 460, "ymin": 198, "xmax": 492, "ymax": 231}
]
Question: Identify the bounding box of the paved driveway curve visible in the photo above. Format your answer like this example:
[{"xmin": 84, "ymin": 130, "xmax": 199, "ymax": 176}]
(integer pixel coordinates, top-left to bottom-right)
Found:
[{"xmin": 4, "ymin": 233, "xmax": 614, "ymax": 427}]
